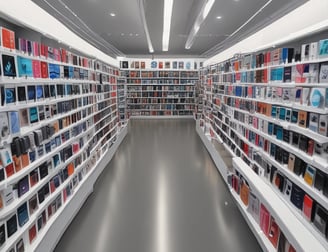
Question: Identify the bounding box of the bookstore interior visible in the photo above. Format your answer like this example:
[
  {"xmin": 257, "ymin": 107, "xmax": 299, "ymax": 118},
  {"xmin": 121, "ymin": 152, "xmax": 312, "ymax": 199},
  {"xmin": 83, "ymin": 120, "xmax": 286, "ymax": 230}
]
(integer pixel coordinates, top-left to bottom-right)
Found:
[{"xmin": 0, "ymin": 0, "xmax": 328, "ymax": 251}]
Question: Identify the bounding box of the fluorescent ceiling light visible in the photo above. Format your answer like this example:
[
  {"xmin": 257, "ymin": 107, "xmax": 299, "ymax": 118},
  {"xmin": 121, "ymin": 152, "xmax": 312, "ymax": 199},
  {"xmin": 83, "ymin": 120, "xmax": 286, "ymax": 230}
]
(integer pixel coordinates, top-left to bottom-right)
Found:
[
  {"xmin": 109, "ymin": 12, "xmax": 116, "ymax": 17},
  {"xmin": 216, "ymin": 16, "xmax": 222, "ymax": 19},
  {"xmin": 138, "ymin": 0, "xmax": 154, "ymax": 53},
  {"xmin": 185, "ymin": 0, "xmax": 215, "ymax": 50},
  {"xmin": 162, "ymin": 0, "xmax": 174, "ymax": 51}
]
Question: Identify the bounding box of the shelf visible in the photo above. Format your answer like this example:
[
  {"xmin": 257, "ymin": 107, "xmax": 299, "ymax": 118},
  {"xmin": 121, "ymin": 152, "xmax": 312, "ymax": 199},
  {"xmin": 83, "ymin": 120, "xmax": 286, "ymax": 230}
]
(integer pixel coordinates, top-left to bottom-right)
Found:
[{"xmin": 232, "ymin": 157, "xmax": 327, "ymax": 252}]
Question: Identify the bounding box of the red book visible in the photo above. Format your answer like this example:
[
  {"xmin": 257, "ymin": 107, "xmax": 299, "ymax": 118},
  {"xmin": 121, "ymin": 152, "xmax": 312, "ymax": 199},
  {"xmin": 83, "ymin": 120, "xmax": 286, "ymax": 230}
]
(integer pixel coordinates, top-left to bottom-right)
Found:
[
  {"xmin": 32, "ymin": 41, "xmax": 40, "ymax": 57},
  {"xmin": 41, "ymin": 61, "xmax": 49, "ymax": 78},
  {"xmin": 159, "ymin": 62, "xmax": 163, "ymax": 69},
  {"xmin": 61, "ymin": 48, "xmax": 67, "ymax": 63},
  {"xmin": 5, "ymin": 163, "xmax": 15, "ymax": 178},
  {"xmin": 32, "ymin": 60, "xmax": 41, "ymax": 78},
  {"xmin": 302, "ymin": 194, "xmax": 313, "ymax": 221},
  {"xmin": 268, "ymin": 217, "xmax": 280, "ymax": 248},
  {"xmin": 50, "ymin": 180, "xmax": 56, "ymax": 193},
  {"xmin": 264, "ymin": 51, "xmax": 271, "ymax": 66},
  {"xmin": 63, "ymin": 189, "xmax": 67, "ymax": 203},
  {"xmin": 29, "ymin": 224, "xmax": 37, "ymax": 244},
  {"xmin": 40, "ymin": 43, "xmax": 48, "ymax": 58},
  {"xmin": 1, "ymin": 27, "xmax": 15, "ymax": 49},
  {"xmin": 260, "ymin": 204, "xmax": 270, "ymax": 236}
]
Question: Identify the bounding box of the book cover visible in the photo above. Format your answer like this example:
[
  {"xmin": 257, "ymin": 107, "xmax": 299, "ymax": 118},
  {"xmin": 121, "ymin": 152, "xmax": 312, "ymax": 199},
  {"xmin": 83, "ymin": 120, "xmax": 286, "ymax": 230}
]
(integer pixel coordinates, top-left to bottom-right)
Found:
[
  {"xmin": 48, "ymin": 63, "xmax": 60, "ymax": 79},
  {"xmin": 1, "ymin": 27, "xmax": 15, "ymax": 49},
  {"xmin": 302, "ymin": 194, "xmax": 313, "ymax": 222},
  {"xmin": 309, "ymin": 112, "xmax": 319, "ymax": 132},
  {"xmin": 260, "ymin": 204, "xmax": 270, "ymax": 236},
  {"xmin": 319, "ymin": 39, "xmax": 328, "ymax": 57},
  {"xmin": 18, "ymin": 38, "xmax": 27, "ymax": 53},
  {"xmin": 17, "ymin": 202, "xmax": 29, "ymax": 227},
  {"xmin": 40, "ymin": 61, "xmax": 49, "ymax": 78},
  {"xmin": 29, "ymin": 224, "xmax": 37, "ymax": 244},
  {"xmin": 294, "ymin": 64, "xmax": 308, "ymax": 83},
  {"xmin": 2, "ymin": 54, "xmax": 16, "ymax": 77},
  {"xmin": 310, "ymin": 88, "xmax": 325, "ymax": 108},
  {"xmin": 283, "ymin": 66, "xmax": 292, "ymax": 82},
  {"xmin": 301, "ymin": 43, "xmax": 310, "ymax": 61},
  {"xmin": 268, "ymin": 217, "xmax": 280, "ymax": 248},
  {"xmin": 304, "ymin": 165, "xmax": 316, "ymax": 186},
  {"xmin": 309, "ymin": 42, "xmax": 318, "ymax": 60},
  {"xmin": 9, "ymin": 111, "xmax": 20, "ymax": 135},
  {"xmin": 27, "ymin": 40, "xmax": 32, "ymax": 55},
  {"xmin": 32, "ymin": 60, "xmax": 41, "ymax": 78},
  {"xmin": 0, "ymin": 112, "xmax": 10, "ymax": 141},
  {"xmin": 6, "ymin": 214, "xmax": 17, "ymax": 238},
  {"xmin": 32, "ymin": 41, "xmax": 40, "ymax": 57},
  {"xmin": 319, "ymin": 62, "xmax": 328, "ymax": 83},
  {"xmin": 304, "ymin": 63, "xmax": 319, "ymax": 83},
  {"xmin": 17, "ymin": 56, "xmax": 33, "ymax": 77},
  {"xmin": 159, "ymin": 61, "xmax": 163, "ymax": 69}
]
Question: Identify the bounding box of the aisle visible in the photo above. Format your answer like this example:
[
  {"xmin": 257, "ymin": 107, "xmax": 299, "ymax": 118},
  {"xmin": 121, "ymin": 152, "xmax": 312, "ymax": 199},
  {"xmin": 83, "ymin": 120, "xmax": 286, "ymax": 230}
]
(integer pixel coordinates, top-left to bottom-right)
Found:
[{"xmin": 54, "ymin": 119, "xmax": 261, "ymax": 252}]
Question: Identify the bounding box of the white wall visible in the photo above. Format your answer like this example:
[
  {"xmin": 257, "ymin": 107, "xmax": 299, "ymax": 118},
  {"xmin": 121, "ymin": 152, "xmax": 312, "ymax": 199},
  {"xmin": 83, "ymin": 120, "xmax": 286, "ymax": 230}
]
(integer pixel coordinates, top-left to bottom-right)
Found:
[
  {"xmin": 204, "ymin": 0, "xmax": 328, "ymax": 66},
  {"xmin": 0, "ymin": 0, "xmax": 119, "ymax": 67}
]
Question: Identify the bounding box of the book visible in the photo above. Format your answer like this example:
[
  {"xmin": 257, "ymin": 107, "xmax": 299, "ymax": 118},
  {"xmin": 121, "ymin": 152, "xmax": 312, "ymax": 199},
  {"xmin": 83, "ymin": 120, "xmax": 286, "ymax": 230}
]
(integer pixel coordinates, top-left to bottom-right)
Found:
[
  {"xmin": 303, "ymin": 165, "xmax": 316, "ymax": 186},
  {"xmin": 0, "ymin": 27, "xmax": 15, "ymax": 49},
  {"xmin": 2, "ymin": 54, "xmax": 17, "ymax": 77},
  {"xmin": 32, "ymin": 60, "xmax": 41, "ymax": 78},
  {"xmin": 29, "ymin": 224, "xmax": 37, "ymax": 244},
  {"xmin": 0, "ymin": 112, "xmax": 10, "ymax": 141},
  {"xmin": 0, "ymin": 223, "xmax": 5, "ymax": 247},
  {"xmin": 19, "ymin": 38, "xmax": 27, "ymax": 53},
  {"xmin": 318, "ymin": 114, "xmax": 328, "ymax": 136},
  {"xmin": 302, "ymin": 194, "xmax": 313, "ymax": 222},
  {"xmin": 309, "ymin": 42, "xmax": 318, "ymax": 60},
  {"xmin": 18, "ymin": 175, "xmax": 29, "ymax": 197},
  {"xmin": 17, "ymin": 56, "xmax": 33, "ymax": 77},
  {"xmin": 16, "ymin": 238, "xmax": 24, "ymax": 252},
  {"xmin": 268, "ymin": 217, "xmax": 280, "ymax": 248},
  {"xmin": 260, "ymin": 204, "xmax": 270, "ymax": 236},
  {"xmin": 9, "ymin": 111, "xmax": 20, "ymax": 135},
  {"xmin": 33, "ymin": 41, "xmax": 40, "ymax": 57},
  {"xmin": 29, "ymin": 194, "xmax": 38, "ymax": 215},
  {"xmin": 312, "ymin": 204, "xmax": 328, "ymax": 235},
  {"xmin": 29, "ymin": 107, "xmax": 39, "ymax": 124},
  {"xmin": 17, "ymin": 202, "xmax": 29, "ymax": 227},
  {"xmin": 294, "ymin": 64, "xmax": 308, "ymax": 83},
  {"xmin": 310, "ymin": 88, "xmax": 325, "ymax": 108},
  {"xmin": 49, "ymin": 63, "xmax": 60, "ymax": 79},
  {"xmin": 6, "ymin": 214, "xmax": 17, "ymax": 238},
  {"xmin": 309, "ymin": 112, "xmax": 319, "ymax": 132},
  {"xmin": 301, "ymin": 43, "xmax": 310, "ymax": 61},
  {"xmin": 40, "ymin": 61, "xmax": 49, "ymax": 78},
  {"xmin": 319, "ymin": 39, "xmax": 328, "ymax": 57},
  {"xmin": 319, "ymin": 62, "xmax": 328, "ymax": 83},
  {"xmin": 17, "ymin": 86, "xmax": 27, "ymax": 103}
]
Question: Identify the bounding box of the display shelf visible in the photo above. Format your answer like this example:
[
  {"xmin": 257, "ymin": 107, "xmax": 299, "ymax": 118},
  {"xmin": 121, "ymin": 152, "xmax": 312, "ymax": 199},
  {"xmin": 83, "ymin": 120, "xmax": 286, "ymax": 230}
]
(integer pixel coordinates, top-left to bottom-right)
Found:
[
  {"xmin": 130, "ymin": 115, "xmax": 194, "ymax": 119},
  {"xmin": 233, "ymin": 157, "xmax": 327, "ymax": 252}
]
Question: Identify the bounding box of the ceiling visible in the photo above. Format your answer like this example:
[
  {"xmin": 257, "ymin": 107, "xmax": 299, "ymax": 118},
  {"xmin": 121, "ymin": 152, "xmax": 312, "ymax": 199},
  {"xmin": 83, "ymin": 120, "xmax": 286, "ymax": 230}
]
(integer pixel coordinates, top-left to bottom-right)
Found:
[{"xmin": 31, "ymin": 0, "xmax": 308, "ymax": 58}]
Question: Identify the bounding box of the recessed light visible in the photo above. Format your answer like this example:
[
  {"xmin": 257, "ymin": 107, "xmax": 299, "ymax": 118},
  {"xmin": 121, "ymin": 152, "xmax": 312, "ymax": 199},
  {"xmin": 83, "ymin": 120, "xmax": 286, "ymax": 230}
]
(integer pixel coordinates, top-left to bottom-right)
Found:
[
  {"xmin": 121, "ymin": 33, "xmax": 124, "ymax": 36},
  {"xmin": 216, "ymin": 16, "xmax": 222, "ymax": 19},
  {"xmin": 109, "ymin": 13, "xmax": 116, "ymax": 17},
  {"xmin": 135, "ymin": 33, "xmax": 139, "ymax": 36}
]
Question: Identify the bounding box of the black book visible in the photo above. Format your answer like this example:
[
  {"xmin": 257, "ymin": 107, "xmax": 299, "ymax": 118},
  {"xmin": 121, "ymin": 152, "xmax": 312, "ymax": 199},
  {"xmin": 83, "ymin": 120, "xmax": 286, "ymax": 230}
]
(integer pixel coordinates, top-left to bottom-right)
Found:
[
  {"xmin": 283, "ymin": 66, "xmax": 292, "ymax": 82},
  {"xmin": 18, "ymin": 175, "xmax": 29, "ymax": 197},
  {"xmin": 2, "ymin": 54, "xmax": 17, "ymax": 77},
  {"xmin": 0, "ymin": 223, "xmax": 5, "ymax": 247},
  {"xmin": 17, "ymin": 86, "xmax": 26, "ymax": 102},
  {"xmin": 314, "ymin": 170, "xmax": 326, "ymax": 192},
  {"xmin": 290, "ymin": 184, "xmax": 305, "ymax": 210},
  {"xmin": 294, "ymin": 157, "xmax": 306, "ymax": 176},
  {"xmin": 6, "ymin": 214, "xmax": 17, "ymax": 238},
  {"xmin": 313, "ymin": 204, "xmax": 328, "ymax": 236},
  {"xmin": 39, "ymin": 162, "xmax": 48, "ymax": 179}
]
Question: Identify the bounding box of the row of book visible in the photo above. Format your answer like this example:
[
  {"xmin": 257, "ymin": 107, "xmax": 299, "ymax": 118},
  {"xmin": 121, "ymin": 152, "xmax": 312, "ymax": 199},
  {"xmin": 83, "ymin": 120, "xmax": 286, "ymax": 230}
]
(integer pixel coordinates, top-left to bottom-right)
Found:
[
  {"xmin": 127, "ymin": 104, "xmax": 194, "ymax": 110},
  {"xmin": 127, "ymin": 85, "xmax": 194, "ymax": 91},
  {"xmin": 121, "ymin": 60, "xmax": 199, "ymax": 70},
  {"xmin": 0, "ymin": 98, "xmax": 95, "ymax": 144},
  {"xmin": 212, "ymin": 62, "xmax": 328, "ymax": 84},
  {"xmin": 224, "ymin": 85, "xmax": 328, "ymax": 110},
  {"xmin": 209, "ymin": 38, "xmax": 328, "ymax": 73},
  {"xmin": 0, "ymin": 146, "xmax": 100, "ymax": 251},
  {"xmin": 0, "ymin": 26, "xmax": 94, "ymax": 69},
  {"xmin": 0, "ymin": 84, "xmax": 99, "ymax": 107},
  {"xmin": 228, "ymin": 173, "xmax": 296, "ymax": 250},
  {"xmin": 128, "ymin": 110, "xmax": 193, "ymax": 117},
  {"xmin": 0, "ymin": 118, "xmax": 91, "ymax": 182},
  {"xmin": 0, "ymin": 53, "xmax": 118, "ymax": 84}
]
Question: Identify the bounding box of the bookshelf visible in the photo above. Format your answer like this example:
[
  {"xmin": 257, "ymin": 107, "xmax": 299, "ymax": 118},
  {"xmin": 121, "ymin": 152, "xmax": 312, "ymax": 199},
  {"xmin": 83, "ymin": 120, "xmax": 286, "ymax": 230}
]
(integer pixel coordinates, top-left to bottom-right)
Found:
[
  {"xmin": 121, "ymin": 59, "xmax": 201, "ymax": 118},
  {"xmin": 197, "ymin": 38, "xmax": 328, "ymax": 251},
  {"xmin": 0, "ymin": 23, "xmax": 127, "ymax": 252},
  {"xmin": 117, "ymin": 74, "xmax": 127, "ymax": 125}
]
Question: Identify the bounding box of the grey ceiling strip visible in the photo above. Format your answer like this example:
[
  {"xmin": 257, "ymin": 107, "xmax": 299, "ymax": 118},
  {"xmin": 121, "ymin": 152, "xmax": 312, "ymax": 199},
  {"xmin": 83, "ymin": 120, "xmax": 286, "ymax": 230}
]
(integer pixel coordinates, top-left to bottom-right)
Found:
[{"xmin": 138, "ymin": 0, "xmax": 154, "ymax": 53}]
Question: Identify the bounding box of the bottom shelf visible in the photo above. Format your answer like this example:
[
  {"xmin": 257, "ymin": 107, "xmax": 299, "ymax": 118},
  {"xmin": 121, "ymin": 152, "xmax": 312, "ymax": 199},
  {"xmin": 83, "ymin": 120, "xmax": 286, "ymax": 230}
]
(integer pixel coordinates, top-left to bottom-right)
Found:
[
  {"xmin": 33, "ymin": 126, "xmax": 128, "ymax": 252},
  {"xmin": 130, "ymin": 115, "xmax": 194, "ymax": 120}
]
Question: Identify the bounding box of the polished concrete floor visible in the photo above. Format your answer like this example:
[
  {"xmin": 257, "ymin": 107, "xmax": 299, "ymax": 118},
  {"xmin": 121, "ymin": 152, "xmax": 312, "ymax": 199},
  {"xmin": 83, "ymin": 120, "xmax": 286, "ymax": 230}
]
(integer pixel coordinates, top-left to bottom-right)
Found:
[{"xmin": 54, "ymin": 119, "xmax": 261, "ymax": 252}]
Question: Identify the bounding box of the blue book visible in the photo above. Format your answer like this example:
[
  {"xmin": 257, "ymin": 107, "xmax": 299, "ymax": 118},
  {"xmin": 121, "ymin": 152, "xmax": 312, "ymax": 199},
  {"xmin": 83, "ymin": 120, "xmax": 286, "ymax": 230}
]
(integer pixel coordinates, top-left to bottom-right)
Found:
[
  {"xmin": 48, "ymin": 63, "xmax": 60, "ymax": 79},
  {"xmin": 9, "ymin": 111, "xmax": 20, "ymax": 134},
  {"xmin": 69, "ymin": 66, "xmax": 74, "ymax": 78},
  {"xmin": 275, "ymin": 67, "xmax": 284, "ymax": 81},
  {"xmin": 17, "ymin": 56, "xmax": 33, "ymax": 77}
]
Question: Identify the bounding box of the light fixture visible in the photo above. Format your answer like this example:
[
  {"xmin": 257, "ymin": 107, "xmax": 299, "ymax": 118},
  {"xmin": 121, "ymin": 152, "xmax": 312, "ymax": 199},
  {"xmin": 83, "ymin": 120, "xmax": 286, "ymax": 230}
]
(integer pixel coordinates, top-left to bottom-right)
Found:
[
  {"xmin": 138, "ymin": 0, "xmax": 154, "ymax": 53},
  {"xmin": 185, "ymin": 0, "xmax": 215, "ymax": 50},
  {"xmin": 109, "ymin": 13, "xmax": 116, "ymax": 17},
  {"xmin": 216, "ymin": 16, "xmax": 222, "ymax": 19},
  {"xmin": 162, "ymin": 0, "xmax": 174, "ymax": 51}
]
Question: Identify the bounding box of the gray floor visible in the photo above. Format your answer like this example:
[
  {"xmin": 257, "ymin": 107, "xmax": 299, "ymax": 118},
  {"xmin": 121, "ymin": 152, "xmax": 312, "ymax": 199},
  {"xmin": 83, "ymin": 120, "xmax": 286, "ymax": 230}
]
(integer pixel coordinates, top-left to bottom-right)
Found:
[{"xmin": 54, "ymin": 119, "xmax": 262, "ymax": 252}]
